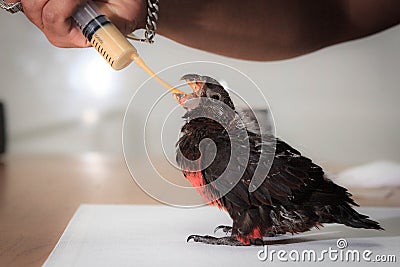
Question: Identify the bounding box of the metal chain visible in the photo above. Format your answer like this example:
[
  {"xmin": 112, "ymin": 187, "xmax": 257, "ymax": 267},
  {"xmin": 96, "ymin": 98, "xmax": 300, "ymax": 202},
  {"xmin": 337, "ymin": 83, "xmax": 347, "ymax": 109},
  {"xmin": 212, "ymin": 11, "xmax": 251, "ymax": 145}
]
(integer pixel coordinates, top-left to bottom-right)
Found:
[
  {"xmin": 144, "ymin": 0, "xmax": 159, "ymax": 43},
  {"xmin": 127, "ymin": 0, "xmax": 159, "ymax": 44},
  {"xmin": 0, "ymin": 0, "xmax": 23, "ymax": 14}
]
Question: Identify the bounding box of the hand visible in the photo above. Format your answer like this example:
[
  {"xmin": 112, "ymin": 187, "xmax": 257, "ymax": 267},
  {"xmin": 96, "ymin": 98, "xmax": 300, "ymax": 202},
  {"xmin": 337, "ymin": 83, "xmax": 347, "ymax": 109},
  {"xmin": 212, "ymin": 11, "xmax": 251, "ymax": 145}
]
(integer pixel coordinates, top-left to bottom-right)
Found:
[{"xmin": 21, "ymin": 0, "xmax": 147, "ymax": 48}]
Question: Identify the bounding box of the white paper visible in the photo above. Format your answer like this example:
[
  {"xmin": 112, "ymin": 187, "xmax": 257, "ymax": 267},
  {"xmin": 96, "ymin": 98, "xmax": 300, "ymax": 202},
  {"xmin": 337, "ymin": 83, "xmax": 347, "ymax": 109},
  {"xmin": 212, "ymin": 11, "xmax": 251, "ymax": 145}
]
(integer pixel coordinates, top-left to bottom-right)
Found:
[
  {"xmin": 43, "ymin": 205, "xmax": 400, "ymax": 266},
  {"xmin": 336, "ymin": 161, "xmax": 400, "ymax": 188}
]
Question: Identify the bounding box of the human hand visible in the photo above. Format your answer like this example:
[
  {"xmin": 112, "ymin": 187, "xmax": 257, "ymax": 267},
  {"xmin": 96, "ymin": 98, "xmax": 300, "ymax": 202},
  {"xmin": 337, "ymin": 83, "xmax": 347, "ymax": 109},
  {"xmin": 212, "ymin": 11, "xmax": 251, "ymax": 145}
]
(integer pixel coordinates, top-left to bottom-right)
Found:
[{"xmin": 21, "ymin": 0, "xmax": 147, "ymax": 48}]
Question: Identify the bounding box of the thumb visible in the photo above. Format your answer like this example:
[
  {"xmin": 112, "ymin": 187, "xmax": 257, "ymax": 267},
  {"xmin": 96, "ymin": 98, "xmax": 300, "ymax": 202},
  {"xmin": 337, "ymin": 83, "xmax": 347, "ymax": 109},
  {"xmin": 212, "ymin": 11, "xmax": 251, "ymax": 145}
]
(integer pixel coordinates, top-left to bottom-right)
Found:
[{"xmin": 94, "ymin": 4, "xmax": 138, "ymax": 36}]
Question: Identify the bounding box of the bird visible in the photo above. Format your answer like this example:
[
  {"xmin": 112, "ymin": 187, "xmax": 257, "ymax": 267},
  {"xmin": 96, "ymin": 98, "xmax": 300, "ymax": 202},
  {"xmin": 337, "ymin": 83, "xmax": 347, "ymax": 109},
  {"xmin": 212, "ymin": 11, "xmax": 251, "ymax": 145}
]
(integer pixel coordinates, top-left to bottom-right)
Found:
[{"xmin": 173, "ymin": 74, "xmax": 383, "ymax": 246}]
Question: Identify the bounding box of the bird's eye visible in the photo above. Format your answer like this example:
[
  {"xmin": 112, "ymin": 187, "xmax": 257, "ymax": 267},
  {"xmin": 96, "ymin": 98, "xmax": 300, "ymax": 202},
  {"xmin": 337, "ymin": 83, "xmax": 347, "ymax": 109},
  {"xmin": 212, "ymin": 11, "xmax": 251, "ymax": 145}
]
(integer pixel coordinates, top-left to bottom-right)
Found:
[{"xmin": 210, "ymin": 94, "xmax": 220, "ymax": 100}]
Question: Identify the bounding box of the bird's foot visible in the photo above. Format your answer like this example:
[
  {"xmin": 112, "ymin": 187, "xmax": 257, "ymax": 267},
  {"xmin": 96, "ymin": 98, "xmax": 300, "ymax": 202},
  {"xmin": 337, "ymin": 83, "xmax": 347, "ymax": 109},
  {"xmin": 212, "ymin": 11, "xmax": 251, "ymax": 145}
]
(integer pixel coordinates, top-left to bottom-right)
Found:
[
  {"xmin": 249, "ymin": 238, "xmax": 265, "ymax": 246},
  {"xmin": 264, "ymin": 230, "xmax": 286, "ymax": 237},
  {"xmin": 214, "ymin": 225, "xmax": 232, "ymax": 235},
  {"xmin": 187, "ymin": 235, "xmax": 245, "ymax": 246},
  {"xmin": 187, "ymin": 234, "xmax": 265, "ymax": 246}
]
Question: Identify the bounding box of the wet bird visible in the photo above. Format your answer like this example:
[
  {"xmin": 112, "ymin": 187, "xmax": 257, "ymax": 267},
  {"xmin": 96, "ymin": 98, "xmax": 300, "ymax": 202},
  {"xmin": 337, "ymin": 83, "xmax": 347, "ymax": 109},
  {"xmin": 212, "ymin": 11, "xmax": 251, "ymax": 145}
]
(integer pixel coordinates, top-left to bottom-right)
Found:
[{"xmin": 173, "ymin": 74, "xmax": 383, "ymax": 246}]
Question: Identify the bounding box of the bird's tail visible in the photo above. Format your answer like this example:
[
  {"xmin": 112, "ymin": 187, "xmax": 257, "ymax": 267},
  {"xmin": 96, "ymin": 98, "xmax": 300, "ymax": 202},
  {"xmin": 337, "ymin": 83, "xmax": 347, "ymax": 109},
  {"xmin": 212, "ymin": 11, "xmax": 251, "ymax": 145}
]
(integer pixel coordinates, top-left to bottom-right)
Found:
[{"xmin": 329, "ymin": 204, "xmax": 384, "ymax": 230}]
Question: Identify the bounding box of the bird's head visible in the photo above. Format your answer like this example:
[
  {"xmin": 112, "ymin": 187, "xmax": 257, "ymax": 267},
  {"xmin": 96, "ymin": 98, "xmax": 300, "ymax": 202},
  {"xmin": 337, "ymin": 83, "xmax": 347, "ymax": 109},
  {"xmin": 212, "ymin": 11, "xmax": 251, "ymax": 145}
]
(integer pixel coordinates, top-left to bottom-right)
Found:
[{"xmin": 173, "ymin": 74, "xmax": 235, "ymax": 111}]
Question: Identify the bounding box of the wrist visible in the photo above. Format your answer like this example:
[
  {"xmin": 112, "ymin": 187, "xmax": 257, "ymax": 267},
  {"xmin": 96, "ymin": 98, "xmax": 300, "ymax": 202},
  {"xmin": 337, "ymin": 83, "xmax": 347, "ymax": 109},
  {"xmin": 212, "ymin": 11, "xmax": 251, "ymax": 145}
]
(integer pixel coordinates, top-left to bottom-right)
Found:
[
  {"xmin": 136, "ymin": 0, "xmax": 147, "ymax": 29},
  {"xmin": 128, "ymin": 0, "xmax": 159, "ymax": 43}
]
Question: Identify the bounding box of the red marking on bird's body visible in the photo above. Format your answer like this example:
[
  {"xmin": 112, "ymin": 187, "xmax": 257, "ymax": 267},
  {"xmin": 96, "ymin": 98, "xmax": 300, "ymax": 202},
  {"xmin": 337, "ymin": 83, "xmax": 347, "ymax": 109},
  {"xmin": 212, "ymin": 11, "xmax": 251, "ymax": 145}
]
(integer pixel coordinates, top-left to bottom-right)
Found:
[
  {"xmin": 184, "ymin": 170, "xmax": 224, "ymax": 210},
  {"xmin": 237, "ymin": 227, "xmax": 263, "ymax": 245},
  {"xmin": 184, "ymin": 171, "xmax": 204, "ymax": 188}
]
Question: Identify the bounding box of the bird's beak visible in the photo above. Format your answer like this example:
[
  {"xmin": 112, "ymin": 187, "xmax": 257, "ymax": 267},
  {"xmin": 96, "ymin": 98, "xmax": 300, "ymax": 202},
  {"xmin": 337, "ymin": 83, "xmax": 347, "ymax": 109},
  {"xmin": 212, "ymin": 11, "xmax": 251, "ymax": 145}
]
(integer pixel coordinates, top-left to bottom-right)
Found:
[
  {"xmin": 173, "ymin": 74, "xmax": 205, "ymax": 108},
  {"xmin": 180, "ymin": 74, "xmax": 205, "ymax": 97},
  {"xmin": 173, "ymin": 92, "xmax": 189, "ymax": 105}
]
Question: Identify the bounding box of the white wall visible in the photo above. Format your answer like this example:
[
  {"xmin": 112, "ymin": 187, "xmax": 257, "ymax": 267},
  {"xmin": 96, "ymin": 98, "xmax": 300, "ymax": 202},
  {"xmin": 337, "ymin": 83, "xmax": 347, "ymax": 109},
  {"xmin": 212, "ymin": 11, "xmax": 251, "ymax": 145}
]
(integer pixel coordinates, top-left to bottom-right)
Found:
[{"xmin": 0, "ymin": 14, "xmax": 399, "ymax": 167}]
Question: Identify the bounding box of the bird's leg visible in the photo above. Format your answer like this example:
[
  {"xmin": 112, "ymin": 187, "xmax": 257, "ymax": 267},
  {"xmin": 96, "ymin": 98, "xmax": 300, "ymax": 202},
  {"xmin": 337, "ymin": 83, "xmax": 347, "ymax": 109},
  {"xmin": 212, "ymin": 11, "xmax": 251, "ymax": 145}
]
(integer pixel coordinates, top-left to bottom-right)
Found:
[
  {"xmin": 187, "ymin": 234, "xmax": 265, "ymax": 246},
  {"xmin": 187, "ymin": 235, "xmax": 245, "ymax": 246},
  {"xmin": 214, "ymin": 225, "xmax": 232, "ymax": 234}
]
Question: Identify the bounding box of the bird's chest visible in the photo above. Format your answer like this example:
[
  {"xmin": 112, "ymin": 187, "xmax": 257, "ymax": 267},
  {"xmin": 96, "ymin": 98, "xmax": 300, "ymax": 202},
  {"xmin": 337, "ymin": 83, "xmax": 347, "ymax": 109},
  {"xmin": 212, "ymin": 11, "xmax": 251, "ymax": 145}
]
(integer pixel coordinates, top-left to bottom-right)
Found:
[
  {"xmin": 178, "ymin": 133, "xmax": 207, "ymax": 190},
  {"xmin": 183, "ymin": 170, "xmax": 205, "ymax": 188},
  {"xmin": 177, "ymin": 130, "xmax": 208, "ymax": 188},
  {"xmin": 182, "ymin": 170, "xmax": 225, "ymax": 209},
  {"xmin": 177, "ymin": 125, "xmax": 227, "ymax": 209}
]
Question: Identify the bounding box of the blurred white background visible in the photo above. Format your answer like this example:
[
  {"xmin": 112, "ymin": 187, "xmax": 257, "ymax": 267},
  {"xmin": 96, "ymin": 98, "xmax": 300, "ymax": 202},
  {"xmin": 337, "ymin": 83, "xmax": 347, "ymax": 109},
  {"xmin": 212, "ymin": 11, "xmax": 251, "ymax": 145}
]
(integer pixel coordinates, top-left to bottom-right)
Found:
[{"xmin": 0, "ymin": 14, "xmax": 399, "ymax": 168}]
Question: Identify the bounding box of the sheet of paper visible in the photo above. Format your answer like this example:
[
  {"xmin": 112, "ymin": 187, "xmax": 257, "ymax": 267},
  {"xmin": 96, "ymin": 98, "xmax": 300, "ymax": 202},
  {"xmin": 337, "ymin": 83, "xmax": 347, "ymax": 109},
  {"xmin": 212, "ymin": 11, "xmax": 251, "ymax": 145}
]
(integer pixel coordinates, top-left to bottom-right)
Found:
[
  {"xmin": 336, "ymin": 161, "xmax": 400, "ymax": 188},
  {"xmin": 43, "ymin": 205, "xmax": 399, "ymax": 266}
]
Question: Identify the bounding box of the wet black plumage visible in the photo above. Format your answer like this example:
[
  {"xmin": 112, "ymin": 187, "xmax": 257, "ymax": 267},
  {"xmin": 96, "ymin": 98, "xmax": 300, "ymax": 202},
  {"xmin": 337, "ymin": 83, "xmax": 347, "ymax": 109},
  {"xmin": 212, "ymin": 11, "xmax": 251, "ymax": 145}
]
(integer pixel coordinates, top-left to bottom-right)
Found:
[{"xmin": 174, "ymin": 74, "xmax": 383, "ymax": 246}]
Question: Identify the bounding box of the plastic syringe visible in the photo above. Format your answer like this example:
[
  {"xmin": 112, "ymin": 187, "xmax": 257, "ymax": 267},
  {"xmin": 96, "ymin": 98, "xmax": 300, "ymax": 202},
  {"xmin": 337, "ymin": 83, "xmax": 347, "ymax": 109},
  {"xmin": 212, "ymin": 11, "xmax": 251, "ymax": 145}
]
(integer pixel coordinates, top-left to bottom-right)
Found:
[
  {"xmin": 72, "ymin": 1, "xmax": 139, "ymax": 70},
  {"xmin": 72, "ymin": 1, "xmax": 184, "ymax": 95}
]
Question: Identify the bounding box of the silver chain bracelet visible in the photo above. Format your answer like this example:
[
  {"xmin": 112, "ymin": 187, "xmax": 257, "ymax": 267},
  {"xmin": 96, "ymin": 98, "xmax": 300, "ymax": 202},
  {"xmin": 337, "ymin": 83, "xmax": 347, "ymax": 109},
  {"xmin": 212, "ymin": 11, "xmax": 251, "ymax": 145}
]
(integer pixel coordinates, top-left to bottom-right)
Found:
[
  {"xmin": 0, "ymin": 0, "xmax": 23, "ymax": 14},
  {"xmin": 127, "ymin": 0, "xmax": 159, "ymax": 44}
]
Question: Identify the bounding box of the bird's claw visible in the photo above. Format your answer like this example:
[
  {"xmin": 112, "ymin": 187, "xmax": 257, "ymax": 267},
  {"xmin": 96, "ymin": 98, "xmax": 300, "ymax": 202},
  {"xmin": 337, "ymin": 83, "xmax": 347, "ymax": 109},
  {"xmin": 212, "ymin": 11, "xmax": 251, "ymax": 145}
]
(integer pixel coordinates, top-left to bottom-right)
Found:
[
  {"xmin": 187, "ymin": 235, "xmax": 197, "ymax": 242},
  {"xmin": 214, "ymin": 225, "xmax": 232, "ymax": 234},
  {"xmin": 186, "ymin": 234, "xmax": 247, "ymax": 246}
]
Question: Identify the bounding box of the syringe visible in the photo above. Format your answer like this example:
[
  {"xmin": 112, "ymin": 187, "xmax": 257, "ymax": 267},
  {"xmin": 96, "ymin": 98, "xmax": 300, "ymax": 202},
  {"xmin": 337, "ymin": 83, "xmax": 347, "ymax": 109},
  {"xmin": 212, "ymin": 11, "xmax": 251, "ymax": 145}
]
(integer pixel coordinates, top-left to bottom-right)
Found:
[
  {"xmin": 73, "ymin": 0, "xmax": 139, "ymax": 70},
  {"xmin": 72, "ymin": 1, "xmax": 184, "ymax": 95}
]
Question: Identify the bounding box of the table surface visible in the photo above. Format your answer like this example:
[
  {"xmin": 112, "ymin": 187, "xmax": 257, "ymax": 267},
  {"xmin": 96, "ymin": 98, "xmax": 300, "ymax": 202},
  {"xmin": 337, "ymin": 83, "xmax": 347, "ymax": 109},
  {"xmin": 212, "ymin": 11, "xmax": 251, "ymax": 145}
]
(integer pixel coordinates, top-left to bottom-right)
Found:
[
  {"xmin": 44, "ymin": 205, "xmax": 400, "ymax": 267},
  {"xmin": 0, "ymin": 154, "xmax": 399, "ymax": 267}
]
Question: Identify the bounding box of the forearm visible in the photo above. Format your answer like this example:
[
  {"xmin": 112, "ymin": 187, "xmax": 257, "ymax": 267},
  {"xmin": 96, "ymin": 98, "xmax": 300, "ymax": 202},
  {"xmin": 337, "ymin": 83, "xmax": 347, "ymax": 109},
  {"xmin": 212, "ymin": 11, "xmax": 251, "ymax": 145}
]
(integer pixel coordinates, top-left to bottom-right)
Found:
[{"xmin": 157, "ymin": 0, "xmax": 400, "ymax": 61}]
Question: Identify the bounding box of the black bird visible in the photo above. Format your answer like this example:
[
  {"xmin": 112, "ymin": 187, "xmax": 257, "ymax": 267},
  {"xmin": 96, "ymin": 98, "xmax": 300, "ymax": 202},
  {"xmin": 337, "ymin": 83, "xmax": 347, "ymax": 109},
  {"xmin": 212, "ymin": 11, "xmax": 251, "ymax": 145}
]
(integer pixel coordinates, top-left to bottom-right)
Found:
[{"xmin": 173, "ymin": 74, "xmax": 383, "ymax": 246}]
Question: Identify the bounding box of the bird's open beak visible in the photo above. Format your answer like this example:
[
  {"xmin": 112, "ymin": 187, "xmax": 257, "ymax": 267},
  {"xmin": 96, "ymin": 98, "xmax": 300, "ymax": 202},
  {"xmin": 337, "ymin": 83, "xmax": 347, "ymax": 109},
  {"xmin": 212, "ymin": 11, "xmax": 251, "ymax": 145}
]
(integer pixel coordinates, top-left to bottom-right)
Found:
[
  {"xmin": 172, "ymin": 74, "xmax": 205, "ymax": 108},
  {"xmin": 173, "ymin": 92, "xmax": 189, "ymax": 105},
  {"xmin": 180, "ymin": 74, "xmax": 205, "ymax": 96}
]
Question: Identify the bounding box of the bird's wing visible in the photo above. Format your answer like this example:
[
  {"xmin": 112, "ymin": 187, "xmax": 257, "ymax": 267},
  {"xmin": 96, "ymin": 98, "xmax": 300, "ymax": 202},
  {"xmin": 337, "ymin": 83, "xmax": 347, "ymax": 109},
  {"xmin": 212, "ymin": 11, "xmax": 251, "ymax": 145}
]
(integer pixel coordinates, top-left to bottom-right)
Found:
[
  {"xmin": 249, "ymin": 138, "xmax": 356, "ymax": 207},
  {"xmin": 203, "ymin": 135, "xmax": 355, "ymax": 208},
  {"xmin": 249, "ymin": 138, "xmax": 321, "ymax": 205}
]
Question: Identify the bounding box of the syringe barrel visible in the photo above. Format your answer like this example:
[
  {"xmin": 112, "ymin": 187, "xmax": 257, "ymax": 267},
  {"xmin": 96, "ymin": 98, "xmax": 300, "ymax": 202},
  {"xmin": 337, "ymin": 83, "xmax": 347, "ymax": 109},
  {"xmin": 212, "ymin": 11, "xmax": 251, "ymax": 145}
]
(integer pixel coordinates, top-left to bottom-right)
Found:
[
  {"xmin": 73, "ymin": 1, "xmax": 101, "ymax": 33},
  {"xmin": 72, "ymin": 1, "xmax": 138, "ymax": 70}
]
